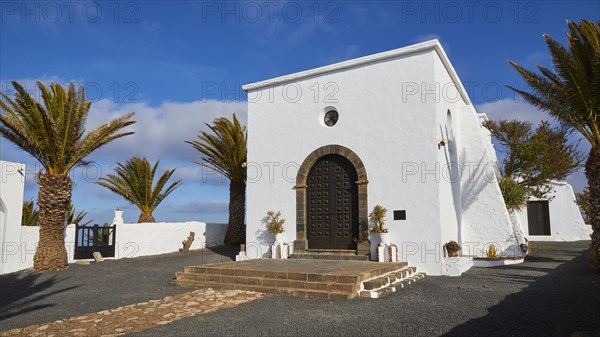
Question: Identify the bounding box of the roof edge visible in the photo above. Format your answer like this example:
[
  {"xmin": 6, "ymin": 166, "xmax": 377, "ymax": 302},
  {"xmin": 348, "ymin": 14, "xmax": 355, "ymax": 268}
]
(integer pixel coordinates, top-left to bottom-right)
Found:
[{"xmin": 241, "ymin": 39, "xmax": 471, "ymax": 105}]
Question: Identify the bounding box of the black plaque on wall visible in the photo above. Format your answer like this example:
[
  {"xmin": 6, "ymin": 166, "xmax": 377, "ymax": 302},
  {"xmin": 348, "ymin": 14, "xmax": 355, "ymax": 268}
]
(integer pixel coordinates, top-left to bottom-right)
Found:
[{"xmin": 394, "ymin": 210, "xmax": 406, "ymax": 220}]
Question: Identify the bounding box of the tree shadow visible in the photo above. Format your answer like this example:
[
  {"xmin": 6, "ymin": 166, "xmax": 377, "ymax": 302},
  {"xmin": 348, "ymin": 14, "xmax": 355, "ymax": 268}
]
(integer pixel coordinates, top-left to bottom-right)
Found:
[
  {"xmin": 206, "ymin": 245, "xmax": 239, "ymax": 262},
  {"xmin": 443, "ymin": 250, "xmax": 600, "ymax": 336},
  {"xmin": 0, "ymin": 271, "xmax": 80, "ymax": 321}
]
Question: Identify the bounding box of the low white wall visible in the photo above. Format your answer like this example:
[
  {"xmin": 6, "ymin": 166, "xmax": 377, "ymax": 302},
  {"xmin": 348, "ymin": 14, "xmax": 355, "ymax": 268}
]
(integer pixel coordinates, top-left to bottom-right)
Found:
[
  {"xmin": 114, "ymin": 221, "xmax": 227, "ymax": 259},
  {"xmin": 1, "ymin": 222, "xmax": 228, "ymax": 274}
]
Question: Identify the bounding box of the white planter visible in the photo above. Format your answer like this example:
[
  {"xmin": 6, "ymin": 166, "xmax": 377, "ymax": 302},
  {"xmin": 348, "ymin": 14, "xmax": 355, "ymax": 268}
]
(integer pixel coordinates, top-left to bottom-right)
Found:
[
  {"xmin": 274, "ymin": 233, "xmax": 284, "ymax": 244},
  {"xmin": 369, "ymin": 232, "xmax": 391, "ymax": 261},
  {"xmin": 379, "ymin": 232, "xmax": 391, "ymax": 245}
]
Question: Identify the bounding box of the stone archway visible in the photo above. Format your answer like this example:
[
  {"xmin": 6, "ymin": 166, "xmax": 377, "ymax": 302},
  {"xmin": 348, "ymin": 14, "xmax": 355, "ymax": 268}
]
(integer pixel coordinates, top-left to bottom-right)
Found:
[{"xmin": 294, "ymin": 145, "xmax": 368, "ymax": 255}]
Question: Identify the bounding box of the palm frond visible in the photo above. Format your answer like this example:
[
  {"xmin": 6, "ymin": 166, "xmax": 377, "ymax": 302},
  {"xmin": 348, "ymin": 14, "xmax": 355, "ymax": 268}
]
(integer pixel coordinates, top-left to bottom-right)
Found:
[
  {"xmin": 66, "ymin": 203, "xmax": 93, "ymax": 226},
  {"xmin": 507, "ymin": 19, "xmax": 600, "ymax": 147},
  {"xmin": 0, "ymin": 81, "xmax": 136, "ymax": 174},
  {"xmin": 21, "ymin": 200, "xmax": 39, "ymax": 226},
  {"xmin": 97, "ymin": 157, "xmax": 182, "ymax": 222},
  {"xmin": 186, "ymin": 114, "xmax": 247, "ymax": 183}
]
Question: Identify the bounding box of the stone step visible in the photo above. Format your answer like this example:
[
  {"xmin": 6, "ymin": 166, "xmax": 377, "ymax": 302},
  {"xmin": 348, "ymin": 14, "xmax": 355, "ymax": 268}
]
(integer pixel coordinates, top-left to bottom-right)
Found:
[
  {"xmin": 182, "ymin": 265, "xmax": 367, "ymax": 281},
  {"xmin": 184, "ymin": 261, "xmax": 407, "ymax": 283},
  {"xmin": 306, "ymin": 249, "xmax": 359, "ymax": 256},
  {"xmin": 358, "ymin": 268, "xmax": 424, "ymax": 298},
  {"xmin": 174, "ymin": 272, "xmax": 358, "ymax": 293},
  {"xmin": 290, "ymin": 253, "xmax": 369, "ymax": 261},
  {"xmin": 362, "ymin": 276, "xmax": 391, "ymax": 290},
  {"xmin": 173, "ymin": 260, "xmax": 412, "ymax": 300},
  {"xmin": 359, "ymin": 285, "xmax": 396, "ymax": 299},
  {"xmin": 391, "ymin": 266, "xmax": 416, "ymax": 281},
  {"xmin": 170, "ymin": 279, "xmax": 353, "ymax": 299}
]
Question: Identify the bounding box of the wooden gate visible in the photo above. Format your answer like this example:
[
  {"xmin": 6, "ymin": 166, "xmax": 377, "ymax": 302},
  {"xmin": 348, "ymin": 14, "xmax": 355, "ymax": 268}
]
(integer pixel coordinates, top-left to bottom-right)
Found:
[
  {"xmin": 527, "ymin": 201, "xmax": 551, "ymax": 235},
  {"xmin": 306, "ymin": 154, "xmax": 358, "ymax": 249},
  {"xmin": 74, "ymin": 224, "xmax": 116, "ymax": 259}
]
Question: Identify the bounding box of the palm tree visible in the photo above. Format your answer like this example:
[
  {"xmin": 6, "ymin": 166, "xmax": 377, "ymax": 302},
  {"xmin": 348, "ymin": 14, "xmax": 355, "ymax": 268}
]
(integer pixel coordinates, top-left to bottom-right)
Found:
[
  {"xmin": 22, "ymin": 200, "xmax": 92, "ymax": 227},
  {"xmin": 97, "ymin": 157, "xmax": 182, "ymax": 223},
  {"xmin": 21, "ymin": 200, "xmax": 39, "ymax": 227},
  {"xmin": 507, "ymin": 19, "xmax": 600, "ymax": 273},
  {"xmin": 0, "ymin": 81, "xmax": 135, "ymax": 271},
  {"xmin": 66, "ymin": 204, "xmax": 93, "ymax": 226},
  {"xmin": 186, "ymin": 114, "xmax": 247, "ymax": 246}
]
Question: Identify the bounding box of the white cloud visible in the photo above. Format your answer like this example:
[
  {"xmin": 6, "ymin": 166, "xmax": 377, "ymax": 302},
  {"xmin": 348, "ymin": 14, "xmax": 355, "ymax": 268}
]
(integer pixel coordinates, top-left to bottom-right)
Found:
[
  {"xmin": 86, "ymin": 99, "xmax": 247, "ymax": 163},
  {"xmin": 173, "ymin": 200, "xmax": 229, "ymax": 214},
  {"xmin": 475, "ymin": 98, "xmax": 553, "ymax": 126},
  {"xmin": 1, "ymin": 86, "xmax": 245, "ymax": 221},
  {"xmin": 172, "ymin": 164, "xmax": 229, "ymax": 185}
]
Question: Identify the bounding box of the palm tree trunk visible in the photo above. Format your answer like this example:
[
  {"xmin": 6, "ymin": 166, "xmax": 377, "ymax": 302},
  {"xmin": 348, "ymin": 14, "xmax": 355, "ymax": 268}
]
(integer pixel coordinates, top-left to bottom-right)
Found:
[
  {"xmin": 137, "ymin": 213, "xmax": 156, "ymax": 223},
  {"xmin": 33, "ymin": 173, "xmax": 72, "ymax": 271},
  {"xmin": 586, "ymin": 146, "xmax": 600, "ymax": 273},
  {"xmin": 224, "ymin": 181, "xmax": 246, "ymax": 246}
]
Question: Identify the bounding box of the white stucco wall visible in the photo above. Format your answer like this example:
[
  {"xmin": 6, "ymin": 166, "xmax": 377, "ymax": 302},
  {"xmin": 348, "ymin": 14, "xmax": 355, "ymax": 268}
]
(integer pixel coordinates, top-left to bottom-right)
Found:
[
  {"xmin": 456, "ymin": 105, "xmax": 523, "ymax": 258},
  {"xmin": 0, "ymin": 221, "xmax": 227, "ymax": 274},
  {"xmin": 517, "ymin": 181, "xmax": 592, "ymax": 241},
  {"xmin": 0, "ymin": 161, "xmax": 26, "ymax": 274},
  {"xmin": 433, "ymin": 54, "xmax": 462, "ymax": 251},
  {"xmin": 114, "ymin": 221, "xmax": 227, "ymax": 258}
]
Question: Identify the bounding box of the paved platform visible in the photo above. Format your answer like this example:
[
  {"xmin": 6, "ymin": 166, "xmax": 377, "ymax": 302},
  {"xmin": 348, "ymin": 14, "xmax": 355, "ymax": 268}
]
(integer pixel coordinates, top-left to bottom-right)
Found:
[{"xmin": 171, "ymin": 258, "xmax": 421, "ymax": 299}]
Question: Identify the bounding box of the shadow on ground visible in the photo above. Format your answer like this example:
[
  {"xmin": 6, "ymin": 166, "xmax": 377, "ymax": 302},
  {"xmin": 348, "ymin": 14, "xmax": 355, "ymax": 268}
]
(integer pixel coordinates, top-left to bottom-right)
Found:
[
  {"xmin": 206, "ymin": 245, "xmax": 239, "ymax": 261},
  {"xmin": 0, "ymin": 272, "xmax": 79, "ymax": 321},
  {"xmin": 0, "ymin": 245, "xmax": 237, "ymax": 331},
  {"xmin": 444, "ymin": 243, "xmax": 600, "ymax": 337}
]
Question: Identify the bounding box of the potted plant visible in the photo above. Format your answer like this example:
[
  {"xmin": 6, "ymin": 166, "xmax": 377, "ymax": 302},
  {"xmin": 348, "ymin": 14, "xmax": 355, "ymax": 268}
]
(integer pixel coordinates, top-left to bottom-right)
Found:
[
  {"xmin": 265, "ymin": 211, "xmax": 285, "ymax": 244},
  {"xmin": 369, "ymin": 205, "xmax": 389, "ymax": 260},
  {"xmin": 445, "ymin": 241, "xmax": 461, "ymax": 257}
]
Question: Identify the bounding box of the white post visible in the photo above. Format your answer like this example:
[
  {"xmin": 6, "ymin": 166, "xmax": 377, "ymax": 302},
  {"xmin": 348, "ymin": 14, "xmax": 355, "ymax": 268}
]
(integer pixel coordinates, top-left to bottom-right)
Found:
[{"xmin": 112, "ymin": 209, "xmax": 124, "ymax": 226}]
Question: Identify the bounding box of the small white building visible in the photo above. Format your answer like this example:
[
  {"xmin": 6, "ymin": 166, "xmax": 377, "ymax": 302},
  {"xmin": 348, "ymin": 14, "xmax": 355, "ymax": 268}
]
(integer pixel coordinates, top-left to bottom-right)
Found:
[
  {"xmin": 0, "ymin": 160, "xmax": 26, "ymax": 274},
  {"xmin": 242, "ymin": 40, "xmax": 526, "ymax": 276},
  {"xmin": 517, "ymin": 181, "xmax": 591, "ymax": 241}
]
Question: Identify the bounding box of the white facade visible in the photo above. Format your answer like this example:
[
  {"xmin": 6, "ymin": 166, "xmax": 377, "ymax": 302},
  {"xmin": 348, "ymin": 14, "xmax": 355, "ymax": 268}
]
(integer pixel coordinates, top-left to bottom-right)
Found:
[
  {"xmin": 517, "ymin": 181, "xmax": 592, "ymax": 241},
  {"xmin": 243, "ymin": 40, "xmax": 524, "ymax": 276},
  {"xmin": 0, "ymin": 161, "xmax": 26, "ymax": 274}
]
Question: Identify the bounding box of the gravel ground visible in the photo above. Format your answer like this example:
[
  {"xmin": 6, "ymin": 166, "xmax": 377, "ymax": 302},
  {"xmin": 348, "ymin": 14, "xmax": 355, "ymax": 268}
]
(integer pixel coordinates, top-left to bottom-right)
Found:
[
  {"xmin": 131, "ymin": 241, "xmax": 599, "ymax": 337},
  {"xmin": 1, "ymin": 242, "xmax": 598, "ymax": 337},
  {"xmin": 0, "ymin": 246, "xmax": 237, "ymax": 331}
]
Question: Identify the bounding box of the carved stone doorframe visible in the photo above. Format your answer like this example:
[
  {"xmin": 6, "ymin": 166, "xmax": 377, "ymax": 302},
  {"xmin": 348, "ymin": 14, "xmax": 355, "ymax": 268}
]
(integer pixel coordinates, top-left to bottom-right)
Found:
[{"xmin": 294, "ymin": 145, "xmax": 369, "ymax": 256}]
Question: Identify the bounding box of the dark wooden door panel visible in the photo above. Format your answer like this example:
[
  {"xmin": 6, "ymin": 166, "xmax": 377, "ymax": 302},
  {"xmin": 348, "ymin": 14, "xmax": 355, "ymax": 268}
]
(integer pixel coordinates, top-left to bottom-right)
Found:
[
  {"xmin": 307, "ymin": 155, "xmax": 358, "ymax": 249},
  {"xmin": 527, "ymin": 200, "xmax": 551, "ymax": 235}
]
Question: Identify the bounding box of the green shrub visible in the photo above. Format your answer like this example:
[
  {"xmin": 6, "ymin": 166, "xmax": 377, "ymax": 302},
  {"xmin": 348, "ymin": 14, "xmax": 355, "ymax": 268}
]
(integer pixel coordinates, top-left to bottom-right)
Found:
[{"xmin": 498, "ymin": 177, "xmax": 527, "ymax": 211}]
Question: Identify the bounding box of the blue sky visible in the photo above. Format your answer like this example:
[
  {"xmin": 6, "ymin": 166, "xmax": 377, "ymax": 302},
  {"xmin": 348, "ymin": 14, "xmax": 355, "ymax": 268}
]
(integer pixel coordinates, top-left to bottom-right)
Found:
[{"xmin": 1, "ymin": 1, "xmax": 598, "ymax": 224}]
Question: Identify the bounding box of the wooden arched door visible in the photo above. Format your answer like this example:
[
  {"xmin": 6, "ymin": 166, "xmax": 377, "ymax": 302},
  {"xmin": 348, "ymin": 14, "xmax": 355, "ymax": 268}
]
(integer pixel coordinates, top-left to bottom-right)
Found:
[{"xmin": 306, "ymin": 154, "xmax": 359, "ymax": 249}]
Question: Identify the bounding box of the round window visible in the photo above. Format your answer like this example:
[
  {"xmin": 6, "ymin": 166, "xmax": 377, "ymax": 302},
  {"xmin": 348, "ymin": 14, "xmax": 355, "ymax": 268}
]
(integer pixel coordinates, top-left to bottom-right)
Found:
[{"xmin": 324, "ymin": 110, "xmax": 339, "ymax": 127}]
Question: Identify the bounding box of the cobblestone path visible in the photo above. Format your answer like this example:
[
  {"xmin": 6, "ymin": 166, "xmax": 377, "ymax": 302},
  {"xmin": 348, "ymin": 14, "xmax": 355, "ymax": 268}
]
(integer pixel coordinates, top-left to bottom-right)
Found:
[{"xmin": 0, "ymin": 289, "xmax": 264, "ymax": 337}]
